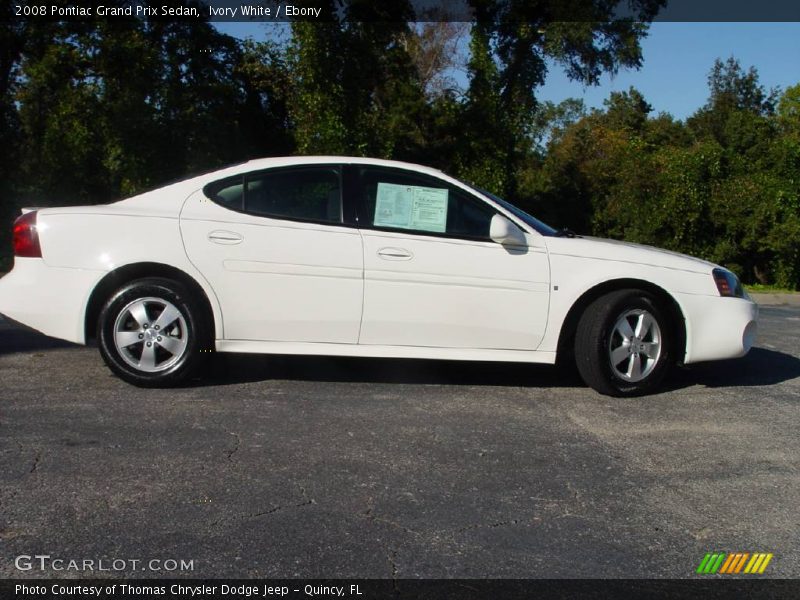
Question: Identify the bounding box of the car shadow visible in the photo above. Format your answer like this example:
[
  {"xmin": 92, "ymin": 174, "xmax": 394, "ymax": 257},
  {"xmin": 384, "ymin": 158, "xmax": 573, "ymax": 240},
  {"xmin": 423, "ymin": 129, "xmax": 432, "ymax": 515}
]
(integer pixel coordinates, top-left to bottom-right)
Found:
[
  {"xmin": 2, "ymin": 320, "xmax": 798, "ymax": 392},
  {"xmin": 205, "ymin": 353, "xmax": 581, "ymax": 388},
  {"xmin": 0, "ymin": 320, "xmax": 75, "ymax": 355},
  {"xmin": 206, "ymin": 347, "xmax": 800, "ymax": 391},
  {"xmin": 668, "ymin": 347, "xmax": 800, "ymax": 390}
]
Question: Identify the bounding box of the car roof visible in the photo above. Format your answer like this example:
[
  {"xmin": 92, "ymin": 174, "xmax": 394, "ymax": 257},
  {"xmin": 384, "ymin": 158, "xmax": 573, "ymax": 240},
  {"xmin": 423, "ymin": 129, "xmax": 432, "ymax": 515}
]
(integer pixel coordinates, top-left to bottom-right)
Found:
[
  {"xmin": 111, "ymin": 156, "xmax": 456, "ymax": 213},
  {"xmin": 204, "ymin": 156, "xmax": 446, "ymax": 182}
]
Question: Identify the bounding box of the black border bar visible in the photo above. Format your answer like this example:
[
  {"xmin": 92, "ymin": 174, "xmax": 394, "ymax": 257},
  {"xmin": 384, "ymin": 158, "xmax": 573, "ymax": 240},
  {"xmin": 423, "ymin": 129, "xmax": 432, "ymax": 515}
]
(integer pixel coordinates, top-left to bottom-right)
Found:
[
  {"xmin": 2, "ymin": 579, "xmax": 800, "ymax": 600},
  {"xmin": 7, "ymin": 0, "xmax": 800, "ymax": 23}
]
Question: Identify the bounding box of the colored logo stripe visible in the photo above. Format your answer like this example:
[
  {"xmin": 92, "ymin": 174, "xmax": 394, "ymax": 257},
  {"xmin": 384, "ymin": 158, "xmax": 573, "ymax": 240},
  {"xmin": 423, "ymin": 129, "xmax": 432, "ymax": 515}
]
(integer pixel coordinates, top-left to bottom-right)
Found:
[
  {"xmin": 697, "ymin": 553, "xmax": 726, "ymax": 574},
  {"xmin": 697, "ymin": 552, "xmax": 773, "ymax": 574},
  {"xmin": 719, "ymin": 553, "xmax": 748, "ymax": 573},
  {"xmin": 719, "ymin": 553, "xmax": 736, "ymax": 573},
  {"xmin": 744, "ymin": 553, "xmax": 773, "ymax": 574}
]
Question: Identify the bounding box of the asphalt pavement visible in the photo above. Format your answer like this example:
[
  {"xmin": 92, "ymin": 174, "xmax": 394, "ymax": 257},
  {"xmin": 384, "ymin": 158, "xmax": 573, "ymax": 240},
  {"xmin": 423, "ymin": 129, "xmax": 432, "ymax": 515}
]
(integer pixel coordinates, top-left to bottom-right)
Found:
[{"xmin": 1, "ymin": 306, "xmax": 799, "ymax": 579}]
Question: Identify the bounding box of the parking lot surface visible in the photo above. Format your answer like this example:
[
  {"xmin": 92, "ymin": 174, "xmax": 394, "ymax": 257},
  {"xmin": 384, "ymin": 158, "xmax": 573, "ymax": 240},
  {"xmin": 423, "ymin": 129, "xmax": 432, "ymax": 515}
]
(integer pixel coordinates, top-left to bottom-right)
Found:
[{"xmin": 1, "ymin": 306, "xmax": 799, "ymax": 578}]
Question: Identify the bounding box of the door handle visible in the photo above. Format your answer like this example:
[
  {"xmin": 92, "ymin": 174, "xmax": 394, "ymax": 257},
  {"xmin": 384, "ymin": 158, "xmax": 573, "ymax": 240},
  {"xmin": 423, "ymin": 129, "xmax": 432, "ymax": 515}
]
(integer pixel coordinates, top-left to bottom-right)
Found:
[
  {"xmin": 208, "ymin": 230, "xmax": 243, "ymax": 245},
  {"xmin": 377, "ymin": 247, "xmax": 413, "ymax": 261}
]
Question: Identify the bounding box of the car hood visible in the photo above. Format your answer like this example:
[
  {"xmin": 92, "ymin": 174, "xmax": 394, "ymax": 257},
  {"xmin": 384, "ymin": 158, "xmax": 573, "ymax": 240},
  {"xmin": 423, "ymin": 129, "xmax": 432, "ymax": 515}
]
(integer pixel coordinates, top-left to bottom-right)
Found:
[{"xmin": 545, "ymin": 235, "xmax": 718, "ymax": 274}]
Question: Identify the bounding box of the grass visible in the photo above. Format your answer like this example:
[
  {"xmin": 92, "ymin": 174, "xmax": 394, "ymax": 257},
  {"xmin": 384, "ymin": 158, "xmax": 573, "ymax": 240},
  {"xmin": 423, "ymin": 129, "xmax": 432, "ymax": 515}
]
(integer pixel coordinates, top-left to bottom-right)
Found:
[{"xmin": 745, "ymin": 283, "xmax": 799, "ymax": 294}]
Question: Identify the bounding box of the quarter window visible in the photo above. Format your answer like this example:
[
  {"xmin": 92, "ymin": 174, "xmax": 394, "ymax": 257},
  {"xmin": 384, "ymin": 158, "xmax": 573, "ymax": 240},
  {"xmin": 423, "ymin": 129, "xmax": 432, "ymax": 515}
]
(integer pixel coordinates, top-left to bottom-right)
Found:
[{"xmin": 204, "ymin": 176, "xmax": 244, "ymax": 209}]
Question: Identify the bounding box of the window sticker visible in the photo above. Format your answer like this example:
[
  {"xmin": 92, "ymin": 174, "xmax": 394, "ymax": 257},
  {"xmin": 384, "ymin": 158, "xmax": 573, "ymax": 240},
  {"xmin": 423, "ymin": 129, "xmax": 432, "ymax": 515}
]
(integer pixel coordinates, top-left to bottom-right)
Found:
[{"xmin": 374, "ymin": 182, "xmax": 448, "ymax": 233}]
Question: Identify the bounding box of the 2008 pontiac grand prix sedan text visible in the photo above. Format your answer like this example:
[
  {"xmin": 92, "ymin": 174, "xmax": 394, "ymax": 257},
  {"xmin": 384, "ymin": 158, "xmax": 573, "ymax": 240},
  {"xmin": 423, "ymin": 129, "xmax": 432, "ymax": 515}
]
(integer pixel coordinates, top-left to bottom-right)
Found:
[{"xmin": 0, "ymin": 157, "xmax": 758, "ymax": 396}]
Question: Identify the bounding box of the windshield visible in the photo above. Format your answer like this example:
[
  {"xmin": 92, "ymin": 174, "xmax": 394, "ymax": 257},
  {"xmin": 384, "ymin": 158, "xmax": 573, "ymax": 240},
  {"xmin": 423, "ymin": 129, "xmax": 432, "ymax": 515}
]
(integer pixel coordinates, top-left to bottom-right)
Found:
[{"xmin": 461, "ymin": 182, "xmax": 558, "ymax": 237}]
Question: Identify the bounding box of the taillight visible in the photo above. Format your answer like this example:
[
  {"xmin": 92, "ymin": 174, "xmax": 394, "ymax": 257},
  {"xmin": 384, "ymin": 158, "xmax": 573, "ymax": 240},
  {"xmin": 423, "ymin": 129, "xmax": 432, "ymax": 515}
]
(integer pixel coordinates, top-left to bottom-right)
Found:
[
  {"xmin": 712, "ymin": 267, "xmax": 743, "ymax": 298},
  {"xmin": 12, "ymin": 211, "xmax": 42, "ymax": 258}
]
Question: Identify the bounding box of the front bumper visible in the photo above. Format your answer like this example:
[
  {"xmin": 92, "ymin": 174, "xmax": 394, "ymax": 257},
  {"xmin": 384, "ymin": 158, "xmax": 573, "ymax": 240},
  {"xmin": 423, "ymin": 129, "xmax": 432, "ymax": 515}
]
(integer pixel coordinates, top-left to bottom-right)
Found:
[
  {"xmin": 676, "ymin": 292, "xmax": 759, "ymax": 364},
  {"xmin": 0, "ymin": 258, "xmax": 105, "ymax": 344}
]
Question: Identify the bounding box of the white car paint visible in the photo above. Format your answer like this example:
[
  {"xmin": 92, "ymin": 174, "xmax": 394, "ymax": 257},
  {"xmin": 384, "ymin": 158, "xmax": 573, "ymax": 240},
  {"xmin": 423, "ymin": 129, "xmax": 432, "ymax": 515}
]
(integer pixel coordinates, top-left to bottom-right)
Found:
[
  {"xmin": 180, "ymin": 188, "xmax": 364, "ymax": 344},
  {"xmin": 358, "ymin": 228, "xmax": 550, "ymax": 350},
  {"xmin": 541, "ymin": 242, "xmax": 756, "ymax": 363},
  {"xmin": 0, "ymin": 156, "xmax": 757, "ymax": 376}
]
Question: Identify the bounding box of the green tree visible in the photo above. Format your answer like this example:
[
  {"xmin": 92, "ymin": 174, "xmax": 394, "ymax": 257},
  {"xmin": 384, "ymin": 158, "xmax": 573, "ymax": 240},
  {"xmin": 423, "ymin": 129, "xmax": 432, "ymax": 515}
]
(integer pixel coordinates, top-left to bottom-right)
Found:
[
  {"xmin": 0, "ymin": 11, "xmax": 26, "ymax": 271},
  {"xmin": 14, "ymin": 10, "xmax": 256, "ymax": 205},
  {"xmin": 537, "ymin": 59, "xmax": 800, "ymax": 289},
  {"xmin": 601, "ymin": 87, "xmax": 652, "ymax": 133},
  {"xmin": 688, "ymin": 57, "xmax": 778, "ymax": 152},
  {"xmin": 234, "ymin": 39, "xmax": 294, "ymax": 159},
  {"xmin": 94, "ymin": 17, "xmax": 163, "ymax": 196},
  {"xmin": 288, "ymin": 16, "xmax": 348, "ymax": 154},
  {"xmin": 777, "ymin": 83, "xmax": 800, "ymax": 134},
  {"xmin": 527, "ymin": 87, "xmax": 660, "ymax": 235},
  {"xmin": 145, "ymin": 18, "xmax": 247, "ymax": 180},
  {"xmin": 456, "ymin": 23, "xmax": 510, "ymax": 193},
  {"xmin": 288, "ymin": 1, "xmax": 427, "ymax": 158},
  {"xmin": 16, "ymin": 21, "xmax": 109, "ymax": 204},
  {"xmin": 453, "ymin": 0, "xmax": 663, "ymax": 198}
]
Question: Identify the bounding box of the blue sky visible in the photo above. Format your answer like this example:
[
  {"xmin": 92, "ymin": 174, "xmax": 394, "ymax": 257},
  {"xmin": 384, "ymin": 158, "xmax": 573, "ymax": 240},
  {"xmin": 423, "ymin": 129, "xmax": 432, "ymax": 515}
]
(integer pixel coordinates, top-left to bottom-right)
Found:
[
  {"xmin": 538, "ymin": 22, "xmax": 800, "ymax": 120},
  {"xmin": 214, "ymin": 21, "xmax": 800, "ymax": 121}
]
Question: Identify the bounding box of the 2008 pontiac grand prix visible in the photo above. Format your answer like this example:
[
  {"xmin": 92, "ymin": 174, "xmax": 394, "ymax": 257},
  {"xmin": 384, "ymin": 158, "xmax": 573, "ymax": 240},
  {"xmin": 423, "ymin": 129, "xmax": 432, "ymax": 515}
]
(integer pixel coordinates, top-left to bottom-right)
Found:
[{"xmin": 0, "ymin": 156, "xmax": 758, "ymax": 396}]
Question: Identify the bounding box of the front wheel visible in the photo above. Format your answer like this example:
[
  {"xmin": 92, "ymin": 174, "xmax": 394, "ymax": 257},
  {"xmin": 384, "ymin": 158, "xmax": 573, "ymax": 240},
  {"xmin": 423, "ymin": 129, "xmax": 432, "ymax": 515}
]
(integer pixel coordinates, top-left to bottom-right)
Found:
[
  {"xmin": 97, "ymin": 278, "xmax": 209, "ymax": 387},
  {"xmin": 574, "ymin": 289, "xmax": 674, "ymax": 396}
]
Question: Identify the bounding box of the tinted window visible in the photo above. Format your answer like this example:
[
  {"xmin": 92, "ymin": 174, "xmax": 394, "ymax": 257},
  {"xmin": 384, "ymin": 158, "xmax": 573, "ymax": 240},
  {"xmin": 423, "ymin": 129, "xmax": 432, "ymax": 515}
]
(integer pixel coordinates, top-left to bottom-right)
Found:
[
  {"xmin": 246, "ymin": 168, "xmax": 341, "ymax": 223},
  {"xmin": 467, "ymin": 184, "xmax": 555, "ymax": 236},
  {"xmin": 204, "ymin": 176, "xmax": 244, "ymax": 209},
  {"xmin": 358, "ymin": 168, "xmax": 495, "ymax": 240},
  {"xmin": 203, "ymin": 167, "xmax": 342, "ymax": 224}
]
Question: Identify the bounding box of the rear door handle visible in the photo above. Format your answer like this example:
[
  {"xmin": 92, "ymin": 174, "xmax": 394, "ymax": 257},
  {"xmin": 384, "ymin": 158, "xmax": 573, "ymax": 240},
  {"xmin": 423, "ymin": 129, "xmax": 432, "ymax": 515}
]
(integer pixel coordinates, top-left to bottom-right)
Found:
[
  {"xmin": 377, "ymin": 247, "xmax": 413, "ymax": 261},
  {"xmin": 208, "ymin": 230, "xmax": 243, "ymax": 245}
]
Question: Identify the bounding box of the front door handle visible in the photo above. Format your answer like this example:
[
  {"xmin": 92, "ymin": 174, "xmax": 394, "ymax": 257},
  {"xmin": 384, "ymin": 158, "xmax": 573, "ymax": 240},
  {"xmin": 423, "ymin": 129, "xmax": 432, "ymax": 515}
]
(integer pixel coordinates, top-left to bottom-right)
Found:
[
  {"xmin": 377, "ymin": 247, "xmax": 413, "ymax": 261},
  {"xmin": 208, "ymin": 230, "xmax": 243, "ymax": 245}
]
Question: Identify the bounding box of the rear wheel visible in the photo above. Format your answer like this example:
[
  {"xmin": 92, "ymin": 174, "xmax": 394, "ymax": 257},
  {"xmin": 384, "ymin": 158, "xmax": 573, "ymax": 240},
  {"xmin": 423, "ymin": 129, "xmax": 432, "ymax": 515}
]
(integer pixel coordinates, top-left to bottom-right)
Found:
[
  {"xmin": 574, "ymin": 289, "xmax": 673, "ymax": 396},
  {"xmin": 98, "ymin": 278, "xmax": 209, "ymax": 387}
]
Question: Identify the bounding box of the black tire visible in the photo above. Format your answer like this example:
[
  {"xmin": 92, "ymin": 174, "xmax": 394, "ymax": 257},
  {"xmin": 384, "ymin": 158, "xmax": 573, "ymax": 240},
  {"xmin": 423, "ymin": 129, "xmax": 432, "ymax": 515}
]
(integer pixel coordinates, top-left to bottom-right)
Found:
[
  {"xmin": 97, "ymin": 277, "xmax": 210, "ymax": 387},
  {"xmin": 574, "ymin": 289, "xmax": 674, "ymax": 397}
]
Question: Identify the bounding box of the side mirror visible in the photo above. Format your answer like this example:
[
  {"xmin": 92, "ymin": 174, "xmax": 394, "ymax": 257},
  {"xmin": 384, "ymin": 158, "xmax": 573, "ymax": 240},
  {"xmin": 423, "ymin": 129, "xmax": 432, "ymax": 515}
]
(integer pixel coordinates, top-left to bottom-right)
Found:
[{"xmin": 490, "ymin": 214, "xmax": 527, "ymax": 246}]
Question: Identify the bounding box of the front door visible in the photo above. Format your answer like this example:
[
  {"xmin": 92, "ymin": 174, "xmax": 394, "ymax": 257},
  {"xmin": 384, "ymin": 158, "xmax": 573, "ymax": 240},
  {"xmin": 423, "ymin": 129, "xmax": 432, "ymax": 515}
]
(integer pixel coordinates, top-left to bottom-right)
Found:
[{"xmin": 353, "ymin": 166, "xmax": 550, "ymax": 350}]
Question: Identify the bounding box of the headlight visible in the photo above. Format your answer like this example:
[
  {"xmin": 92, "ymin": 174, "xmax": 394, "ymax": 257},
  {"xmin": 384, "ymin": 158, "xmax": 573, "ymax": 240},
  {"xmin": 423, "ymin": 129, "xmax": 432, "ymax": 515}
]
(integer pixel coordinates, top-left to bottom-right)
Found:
[{"xmin": 712, "ymin": 268, "xmax": 744, "ymax": 298}]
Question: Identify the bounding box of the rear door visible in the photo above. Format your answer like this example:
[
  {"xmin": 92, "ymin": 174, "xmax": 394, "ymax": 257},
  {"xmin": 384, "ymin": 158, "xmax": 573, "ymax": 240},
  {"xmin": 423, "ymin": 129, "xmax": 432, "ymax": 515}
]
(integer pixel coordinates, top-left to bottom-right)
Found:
[{"xmin": 180, "ymin": 165, "xmax": 364, "ymax": 343}]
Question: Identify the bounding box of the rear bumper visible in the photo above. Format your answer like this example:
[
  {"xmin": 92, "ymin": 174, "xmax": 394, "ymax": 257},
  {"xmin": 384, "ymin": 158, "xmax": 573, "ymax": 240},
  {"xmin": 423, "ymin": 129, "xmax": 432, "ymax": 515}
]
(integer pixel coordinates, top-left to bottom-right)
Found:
[
  {"xmin": 677, "ymin": 292, "xmax": 759, "ymax": 364},
  {"xmin": 0, "ymin": 258, "xmax": 105, "ymax": 344}
]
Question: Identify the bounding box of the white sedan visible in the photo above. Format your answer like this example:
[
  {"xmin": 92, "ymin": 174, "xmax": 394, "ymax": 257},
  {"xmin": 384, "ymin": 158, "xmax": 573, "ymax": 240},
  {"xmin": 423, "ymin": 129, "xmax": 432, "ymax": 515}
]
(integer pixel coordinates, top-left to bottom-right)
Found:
[{"xmin": 0, "ymin": 157, "xmax": 757, "ymax": 396}]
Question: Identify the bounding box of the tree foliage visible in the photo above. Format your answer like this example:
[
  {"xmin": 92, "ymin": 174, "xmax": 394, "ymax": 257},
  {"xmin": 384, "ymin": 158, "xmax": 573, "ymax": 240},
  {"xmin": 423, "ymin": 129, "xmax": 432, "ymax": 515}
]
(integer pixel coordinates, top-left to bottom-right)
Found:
[
  {"xmin": 3, "ymin": 6, "xmax": 798, "ymax": 289},
  {"xmin": 535, "ymin": 61, "xmax": 800, "ymax": 288},
  {"xmin": 288, "ymin": 1, "xmax": 426, "ymax": 158}
]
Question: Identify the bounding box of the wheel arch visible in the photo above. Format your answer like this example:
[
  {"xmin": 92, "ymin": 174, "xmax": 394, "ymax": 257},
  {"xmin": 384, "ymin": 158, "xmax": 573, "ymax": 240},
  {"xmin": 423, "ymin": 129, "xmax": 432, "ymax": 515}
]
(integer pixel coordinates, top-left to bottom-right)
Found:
[
  {"xmin": 84, "ymin": 262, "xmax": 219, "ymax": 343},
  {"xmin": 556, "ymin": 278, "xmax": 687, "ymax": 365}
]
